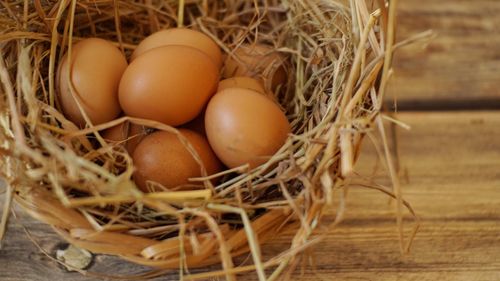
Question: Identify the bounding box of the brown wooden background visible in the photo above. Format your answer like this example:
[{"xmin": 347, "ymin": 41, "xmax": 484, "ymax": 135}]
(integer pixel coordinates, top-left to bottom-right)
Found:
[{"xmin": 1, "ymin": 1, "xmax": 500, "ymax": 280}]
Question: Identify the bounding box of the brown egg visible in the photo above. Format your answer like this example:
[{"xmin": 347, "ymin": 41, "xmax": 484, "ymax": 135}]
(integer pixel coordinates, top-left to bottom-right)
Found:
[
  {"xmin": 119, "ymin": 46, "xmax": 219, "ymax": 126},
  {"xmin": 217, "ymin": 77, "xmax": 265, "ymax": 94},
  {"xmin": 217, "ymin": 76, "xmax": 278, "ymax": 102},
  {"xmin": 223, "ymin": 44, "xmax": 287, "ymax": 91},
  {"xmin": 132, "ymin": 129, "xmax": 222, "ymax": 192},
  {"xmin": 130, "ymin": 28, "xmax": 222, "ymax": 67},
  {"xmin": 205, "ymin": 88, "xmax": 290, "ymax": 169},
  {"xmin": 57, "ymin": 38, "xmax": 127, "ymax": 127},
  {"xmin": 101, "ymin": 122, "xmax": 147, "ymax": 153}
]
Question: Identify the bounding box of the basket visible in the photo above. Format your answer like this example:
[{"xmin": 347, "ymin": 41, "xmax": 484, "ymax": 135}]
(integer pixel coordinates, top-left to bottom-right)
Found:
[{"xmin": 0, "ymin": 0, "xmax": 407, "ymax": 279}]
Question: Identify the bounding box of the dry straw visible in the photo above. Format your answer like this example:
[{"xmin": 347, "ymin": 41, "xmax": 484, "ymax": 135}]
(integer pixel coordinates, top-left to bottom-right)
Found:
[{"xmin": 0, "ymin": 0, "xmax": 423, "ymax": 280}]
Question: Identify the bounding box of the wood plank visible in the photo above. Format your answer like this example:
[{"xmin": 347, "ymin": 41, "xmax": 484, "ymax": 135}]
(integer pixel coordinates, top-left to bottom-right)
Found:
[
  {"xmin": 386, "ymin": 0, "xmax": 500, "ymax": 108},
  {"xmin": 1, "ymin": 111, "xmax": 499, "ymax": 280}
]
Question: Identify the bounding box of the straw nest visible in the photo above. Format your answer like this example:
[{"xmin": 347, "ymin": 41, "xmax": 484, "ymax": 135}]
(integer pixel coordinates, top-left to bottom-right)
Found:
[{"xmin": 0, "ymin": 0, "xmax": 420, "ymax": 280}]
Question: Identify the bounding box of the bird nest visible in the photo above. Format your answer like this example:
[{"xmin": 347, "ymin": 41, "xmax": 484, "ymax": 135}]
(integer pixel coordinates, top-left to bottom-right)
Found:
[{"xmin": 0, "ymin": 0, "xmax": 418, "ymax": 280}]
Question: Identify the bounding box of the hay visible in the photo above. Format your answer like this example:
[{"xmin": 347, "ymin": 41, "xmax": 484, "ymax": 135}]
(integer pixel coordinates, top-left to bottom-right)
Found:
[{"xmin": 0, "ymin": 0, "xmax": 421, "ymax": 279}]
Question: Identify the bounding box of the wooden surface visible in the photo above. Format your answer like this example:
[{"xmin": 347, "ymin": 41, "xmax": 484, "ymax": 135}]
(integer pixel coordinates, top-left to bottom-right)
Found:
[
  {"xmin": 387, "ymin": 0, "xmax": 500, "ymax": 109},
  {"xmin": 2, "ymin": 0, "xmax": 500, "ymax": 280},
  {"xmin": 1, "ymin": 112, "xmax": 499, "ymax": 280}
]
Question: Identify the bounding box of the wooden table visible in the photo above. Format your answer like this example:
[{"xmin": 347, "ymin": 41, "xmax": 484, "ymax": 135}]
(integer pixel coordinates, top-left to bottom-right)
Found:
[{"xmin": 1, "ymin": 1, "xmax": 500, "ymax": 280}]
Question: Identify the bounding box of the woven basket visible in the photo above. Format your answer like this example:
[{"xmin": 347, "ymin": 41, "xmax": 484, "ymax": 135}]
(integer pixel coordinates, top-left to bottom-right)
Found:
[{"xmin": 0, "ymin": 0, "xmax": 402, "ymax": 279}]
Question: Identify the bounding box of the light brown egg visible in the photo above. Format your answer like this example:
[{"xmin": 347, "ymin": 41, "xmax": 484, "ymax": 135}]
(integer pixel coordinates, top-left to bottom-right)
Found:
[
  {"xmin": 205, "ymin": 88, "xmax": 290, "ymax": 169},
  {"xmin": 217, "ymin": 77, "xmax": 265, "ymax": 94},
  {"xmin": 130, "ymin": 28, "xmax": 222, "ymax": 67},
  {"xmin": 132, "ymin": 129, "xmax": 222, "ymax": 192},
  {"xmin": 223, "ymin": 44, "xmax": 287, "ymax": 91},
  {"xmin": 57, "ymin": 38, "xmax": 127, "ymax": 128},
  {"xmin": 119, "ymin": 46, "xmax": 219, "ymax": 126},
  {"xmin": 101, "ymin": 121, "xmax": 147, "ymax": 153}
]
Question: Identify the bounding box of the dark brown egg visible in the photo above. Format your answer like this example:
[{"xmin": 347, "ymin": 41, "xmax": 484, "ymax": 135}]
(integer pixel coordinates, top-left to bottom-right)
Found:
[{"xmin": 132, "ymin": 129, "xmax": 222, "ymax": 192}]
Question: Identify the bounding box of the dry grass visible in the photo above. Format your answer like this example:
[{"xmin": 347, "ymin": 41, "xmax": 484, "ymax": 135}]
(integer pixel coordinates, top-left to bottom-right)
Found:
[{"xmin": 0, "ymin": 0, "xmax": 421, "ymax": 279}]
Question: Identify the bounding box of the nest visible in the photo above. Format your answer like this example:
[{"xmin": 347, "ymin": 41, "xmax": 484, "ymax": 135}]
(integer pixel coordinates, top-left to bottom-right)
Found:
[{"xmin": 0, "ymin": 0, "xmax": 419, "ymax": 280}]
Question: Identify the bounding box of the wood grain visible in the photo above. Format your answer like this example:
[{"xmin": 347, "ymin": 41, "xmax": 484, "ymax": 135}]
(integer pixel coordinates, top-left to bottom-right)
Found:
[
  {"xmin": 1, "ymin": 111, "xmax": 499, "ymax": 280},
  {"xmin": 386, "ymin": 0, "xmax": 500, "ymax": 109}
]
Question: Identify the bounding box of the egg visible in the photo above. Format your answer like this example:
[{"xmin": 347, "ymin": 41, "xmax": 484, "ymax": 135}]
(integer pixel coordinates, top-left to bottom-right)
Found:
[
  {"xmin": 130, "ymin": 28, "xmax": 222, "ymax": 67},
  {"xmin": 132, "ymin": 129, "xmax": 222, "ymax": 192},
  {"xmin": 185, "ymin": 77, "xmax": 271, "ymax": 138},
  {"xmin": 119, "ymin": 46, "xmax": 219, "ymax": 126},
  {"xmin": 217, "ymin": 77, "xmax": 265, "ymax": 94},
  {"xmin": 223, "ymin": 44, "xmax": 287, "ymax": 91},
  {"xmin": 205, "ymin": 88, "xmax": 290, "ymax": 169},
  {"xmin": 101, "ymin": 121, "xmax": 147, "ymax": 153},
  {"xmin": 57, "ymin": 38, "xmax": 127, "ymax": 127},
  {"xmin": 217, "ymin": 76, "xmax": 277, "ymax": 101}
]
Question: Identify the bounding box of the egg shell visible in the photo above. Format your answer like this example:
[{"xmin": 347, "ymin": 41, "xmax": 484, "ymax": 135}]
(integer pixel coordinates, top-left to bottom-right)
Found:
[
  {"xmin": 185, "ymin": 75, "xmax": 270, "ymax": 136},
  {"xmin": 130, "ymin": 28, "xmax": 222, "ymax": 67},
  {"xmin": 132, "ymin": 129, "xmax": 222, "ymax": 192},
  {"xmin": 223, "ymin": 44, "xmax": 287, "ymax": 91},
  {"xmin": 102, "ymin": 121, "xmax": 147, "ymax": 153},
  {"xmin": 57, "ymin": 38, "xmax": 127, "ymax": 127},
  {"xmin": 217, "ymin": 77, "xmax": 265, "ymax": 94},
  {"xmin": 217, "ymin": 76, "xmax": 278, "ymax": 102},
  {"xmin": 119, "ymin": 46, "xmax": 219, "ymax": 126},
  {"xmin": 205, "ymin": 88, "xmax": 290, "ymax": 169}
]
